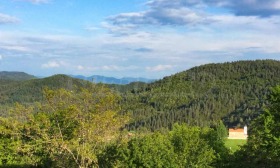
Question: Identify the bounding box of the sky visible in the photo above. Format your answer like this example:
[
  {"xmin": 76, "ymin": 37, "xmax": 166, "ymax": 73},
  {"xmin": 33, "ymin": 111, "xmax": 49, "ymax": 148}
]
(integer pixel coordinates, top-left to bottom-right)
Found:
[{"xmin": 0, "ymin": 0, "xmax": 280, "ymax": 79}]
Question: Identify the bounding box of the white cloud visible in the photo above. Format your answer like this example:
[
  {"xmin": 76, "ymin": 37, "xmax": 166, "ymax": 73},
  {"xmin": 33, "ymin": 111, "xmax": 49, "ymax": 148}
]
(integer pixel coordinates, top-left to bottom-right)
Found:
[
  {"xmin": 147, "ymin": 0, "xmax": 280, "ymax": 17},
  {"xmin": 19, "ymin": 0, "xmax": 49, "ymax": 4},
  {"xmin": 84, "ymin": 25, "xmax": 100, "ymax": 31},
  {"xmin": 42, "ymin": 61, "xmax": 64, "ymax": 68},
  {"xmin": 107, "ymin": 7, "xmax": 212, "ymax": 28},
  {"xmin": 77, "ymin": 65, "xmax": 85, "ymax": 70},
  {"xmin": 99, "ymin": 65, "xmax": 139, "ymax": 71},
  {"xmin": 216, "ymin": 0, "xmax": 280, "ymax": 17},
  {"xmin": 101, "ymin": 65, "xmax": 120, "ymax": 71},
  {"xmin": 0, "ymin": 45, "xmax": 31, "ymax": 52},
  {"xmin": 146, "ymin": 65, "xmax": 173, "ymax": 72},
  {"xmin": 75, "ymin": 65, "xmax": 139, "ymax": 72},
  {"xmin": 0, "ymin": 13, "xmax": 19, "ymax": 24},
  {"xmin": 101, "ymin": 22, "xmax": 138, "ymax": 34},
  {"xmin": 0, "ymin": 55, "xmax": 3, "ymax": 60},
  {"xmin": 105, "ymin": 0, "xmax": 280, "ymax": 34}
]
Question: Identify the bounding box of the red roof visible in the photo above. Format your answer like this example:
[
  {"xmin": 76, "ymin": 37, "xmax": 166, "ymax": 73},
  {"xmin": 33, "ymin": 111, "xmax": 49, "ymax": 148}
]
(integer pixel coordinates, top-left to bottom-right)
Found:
[{"xmin": 229, "ymin": 128, "xmax": 244, "ymax": 133}]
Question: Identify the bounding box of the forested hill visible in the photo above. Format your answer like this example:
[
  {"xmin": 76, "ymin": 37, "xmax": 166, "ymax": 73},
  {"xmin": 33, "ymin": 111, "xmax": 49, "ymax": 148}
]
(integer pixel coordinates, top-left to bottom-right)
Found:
[
  {"xmin": 0, "ymin": 74, "xmax": 93, "ymax": 106},
  {"xmin": 0, "ymin": 71, "xmax": 36, "ymax": 81},
  {"xmin": 122, "ymin": 60, "xmax": 280, "ymax": 130},
  {"xmin": 1, "ymin": 60, "xmax": 280, "ymax": 130}
]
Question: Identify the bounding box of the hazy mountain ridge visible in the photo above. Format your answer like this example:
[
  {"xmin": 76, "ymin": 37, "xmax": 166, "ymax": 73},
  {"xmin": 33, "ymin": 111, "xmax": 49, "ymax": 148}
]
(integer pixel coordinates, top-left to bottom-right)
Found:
[{"xmin": 70, "ymin": 75, "xmax": 155, "ymax": 85}]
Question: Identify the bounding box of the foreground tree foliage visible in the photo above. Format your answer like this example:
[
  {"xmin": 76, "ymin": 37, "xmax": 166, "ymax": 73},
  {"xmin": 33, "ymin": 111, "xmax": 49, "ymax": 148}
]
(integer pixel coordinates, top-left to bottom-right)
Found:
[
  {"xmin": 231, "ymin": 85, "xmax": 280, "ymax": 168},
  {"xmin": 222, "ymin": 85, "xmax": 280, "ymax": 168},
  {"xmin": 0, "ymin": 86, "xmax": 129, "ymax": 167},
  {"xmin": 99, "ymin": 124, "xmax": 229, "ymax": 168},
  {"xmin": 99, "ymin": 132, "xmax": 177, "ymax": 168}
]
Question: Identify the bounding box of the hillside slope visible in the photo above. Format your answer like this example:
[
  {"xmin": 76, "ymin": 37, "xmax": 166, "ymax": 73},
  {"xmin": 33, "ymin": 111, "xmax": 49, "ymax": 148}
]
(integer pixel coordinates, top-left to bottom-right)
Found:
[
  {"xmin": 0, "ymin": 71, "xmax": 36, "ymax": 81},
  {"xmin": 0, "ymin": 74, "xmax": 93, "ymax": 105},
  {"xmin": 122, "ymin": 60, "xmax": 280, "ymax": 130}
]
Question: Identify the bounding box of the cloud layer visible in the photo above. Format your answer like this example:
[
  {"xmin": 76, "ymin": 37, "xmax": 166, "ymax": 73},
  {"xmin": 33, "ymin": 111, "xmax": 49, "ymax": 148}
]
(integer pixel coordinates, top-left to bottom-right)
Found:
[
  {"xmin": 108, "ymin": 0, "xmax": 212, "ymax": 27},
  {"xmin": 107, "ymin": 0, "xmax": 280, "ymax": 31},
  {"xmin": 20, "ymin": 0, "xmax": 49, "ymax": 4},
  {"xmin": 0, "ymin": 13, "xmax": 19, "ymax": 24},
  {"xmin": 216, "ymin": 0, "xmax": 280, "ymax": 17},
  {"xmin": 1, "ymin": 0, "xmax": 280, "ymax": 78}
]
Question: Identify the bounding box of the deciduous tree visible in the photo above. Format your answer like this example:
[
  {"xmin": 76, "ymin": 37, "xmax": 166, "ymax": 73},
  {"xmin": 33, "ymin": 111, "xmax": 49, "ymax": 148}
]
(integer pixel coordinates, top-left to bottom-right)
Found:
[{"xmin": 2, "ymin": 85, "xmax": 129, "ymax": 167}]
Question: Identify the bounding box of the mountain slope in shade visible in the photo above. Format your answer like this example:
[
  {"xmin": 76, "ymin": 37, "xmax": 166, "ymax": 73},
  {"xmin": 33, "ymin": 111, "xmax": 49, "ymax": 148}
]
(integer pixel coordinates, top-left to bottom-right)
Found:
[
  {"xmin": 70, "ymin": 75, "xmax": 155, "ymax": 84},
  {"xmin": 0, "ymin": 74, "xmax": 93, "ymax": 105},
  {"xmin": 121, "ymin": 60, "xmax": 280, "ymax": 130},
  {"xmin": 0, "ymin": 71, "xmax": 36, "ymax": 81}
]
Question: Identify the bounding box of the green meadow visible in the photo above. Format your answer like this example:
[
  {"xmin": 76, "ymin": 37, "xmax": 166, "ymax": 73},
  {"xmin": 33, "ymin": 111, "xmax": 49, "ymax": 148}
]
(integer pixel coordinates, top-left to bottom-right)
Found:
[{"xmin": 225, "ymin": 139, "xmax": 247, "ymax": 152}]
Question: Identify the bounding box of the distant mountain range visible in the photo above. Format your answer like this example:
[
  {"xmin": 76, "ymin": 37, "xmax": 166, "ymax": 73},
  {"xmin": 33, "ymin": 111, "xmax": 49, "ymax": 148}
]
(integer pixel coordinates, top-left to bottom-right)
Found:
[
  {"xmin": 0, "ymin": 71, "xmax": 155, "ymax": 85},
  {"xmin": 70, "ymin": 75, "xmax": 155, "ymax": 85}
]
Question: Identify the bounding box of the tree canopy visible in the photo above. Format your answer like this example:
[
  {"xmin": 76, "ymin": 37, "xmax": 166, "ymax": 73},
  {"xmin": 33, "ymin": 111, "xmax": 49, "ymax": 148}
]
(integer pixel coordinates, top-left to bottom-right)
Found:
[
  {"xmin": 0, "ymin": 86, "xmax": 129, "ymax": 167},
  {"xmin": 234, "ymin": 85, "xmax": 280, "ymax": 167},
  {"xmin": 121, "ymin": 60, "xmax": 280, "ymax": 130}
]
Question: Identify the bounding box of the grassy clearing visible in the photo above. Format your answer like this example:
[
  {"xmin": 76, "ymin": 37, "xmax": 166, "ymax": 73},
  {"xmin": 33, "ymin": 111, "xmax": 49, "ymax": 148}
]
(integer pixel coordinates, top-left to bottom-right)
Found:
[{"xmin": 225, "ymin": 139, "xmax": 247, "ymax": 153}]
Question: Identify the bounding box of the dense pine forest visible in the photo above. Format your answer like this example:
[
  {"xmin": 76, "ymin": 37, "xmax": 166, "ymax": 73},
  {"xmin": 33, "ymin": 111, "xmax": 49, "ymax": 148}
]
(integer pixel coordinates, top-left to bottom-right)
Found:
[
  {"xmin": 0, "ymin": 72, "xmax": 36, "ymax": 81},
  {"xmin": 0, "ymin": 60, "xmax": 280, "ymax": 167},
  {"xmin": 121, "ymin": 60, "xmax": 280, "ymax": 130},
  {"xmin": 0, "ymin": 74, "xmax": 94, "ymax": 105}
]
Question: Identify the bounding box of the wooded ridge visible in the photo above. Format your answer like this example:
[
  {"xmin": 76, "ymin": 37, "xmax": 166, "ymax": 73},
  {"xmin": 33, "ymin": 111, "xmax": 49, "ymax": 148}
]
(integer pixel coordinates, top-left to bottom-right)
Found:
[
  {"xmin": 1, "ymin": 59, "xmax": 280, "ymax": 130},
  {"xmin": 1, "ymin": 59, "xmax": 280, "ymax": 167}
]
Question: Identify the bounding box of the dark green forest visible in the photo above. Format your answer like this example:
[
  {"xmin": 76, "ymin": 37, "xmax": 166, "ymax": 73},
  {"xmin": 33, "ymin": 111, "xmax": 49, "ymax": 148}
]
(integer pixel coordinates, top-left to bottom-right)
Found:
[
  {"xmin": 0, "ymin": 75, "xmax": 93, "ymax": 116},
  {"xmin": 0, "ymin": 71, "xmax": 36, "ymax": 81},
  {"xmin": 0, "ymin": 60, "xmax": 280, "ymax": 167},
  {"xmin": 121, "ymin": 60, "xmax": 280, "ymax": 130}
]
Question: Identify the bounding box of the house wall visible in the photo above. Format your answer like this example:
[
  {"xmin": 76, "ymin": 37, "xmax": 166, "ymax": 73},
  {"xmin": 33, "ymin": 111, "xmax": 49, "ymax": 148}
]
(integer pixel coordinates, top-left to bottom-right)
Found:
[{"xmin": 228, "ymin": 132, "xmax": 248, "ymax": 139}]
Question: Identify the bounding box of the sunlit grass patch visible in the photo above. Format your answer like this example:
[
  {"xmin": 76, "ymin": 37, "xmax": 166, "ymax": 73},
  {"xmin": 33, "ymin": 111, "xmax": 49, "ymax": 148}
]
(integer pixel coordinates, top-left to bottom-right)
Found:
[{"xmin": 225, "ymin": 139, "xmax": 247, "ymax": 153}]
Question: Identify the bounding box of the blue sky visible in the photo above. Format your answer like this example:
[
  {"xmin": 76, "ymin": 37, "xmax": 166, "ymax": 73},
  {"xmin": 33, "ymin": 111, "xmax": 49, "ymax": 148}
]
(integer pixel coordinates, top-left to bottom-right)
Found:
[{"xmin": 0, "ymin": 0, "xmax": 280, "ymax": 78}]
